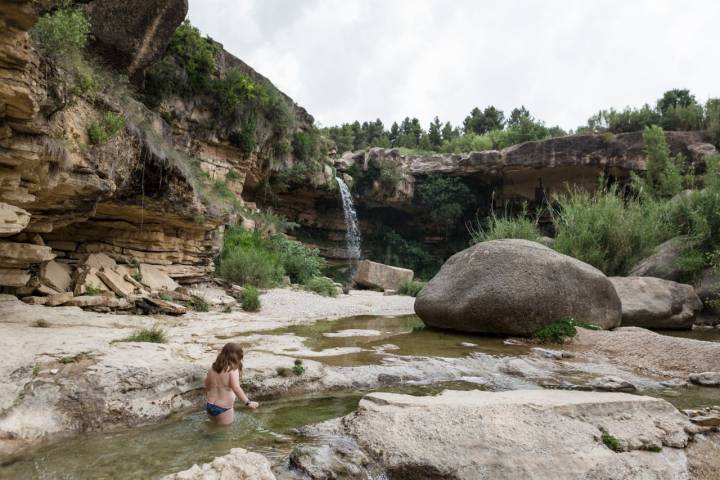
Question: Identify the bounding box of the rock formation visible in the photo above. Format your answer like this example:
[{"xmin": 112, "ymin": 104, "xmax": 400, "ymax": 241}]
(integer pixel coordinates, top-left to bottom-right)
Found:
[
  {"xmin": 0, "ymin": 1, "xmax": 314, "ymax": 304},
  {"xmin": 414, "ymin": 239, "xmax": 622, "ymax": 335},
  {"xmin": 610, "ymin": 276, "xmax": 703, "ymax": 329},
  {"xmin": 294, "ymin": 389, "xmax": 718, "ymax": 480},
  {"xmin": 162, "ymin": 448, "xmax": 276, "ymax": 480},
  {"xmin": 354, "ymin": 259, "xmax": 413, "ymax": 291}
]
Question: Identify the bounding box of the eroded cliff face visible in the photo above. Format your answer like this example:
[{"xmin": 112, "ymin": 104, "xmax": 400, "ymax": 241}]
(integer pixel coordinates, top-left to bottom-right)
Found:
[
  {"xmin": 270, "ymin": 130, "xmax": 717, "ymax": 265},
  {"xmin": 0, "ymin": 0, "xmax": 329, "ymax": 301}
]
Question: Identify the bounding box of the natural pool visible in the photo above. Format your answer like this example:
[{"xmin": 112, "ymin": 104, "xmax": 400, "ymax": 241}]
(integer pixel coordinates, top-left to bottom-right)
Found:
[
  {"xmin": 246, "ymin": 314, "xmax": 530, "ymax": 366},
  {"xmin": 4, "ymin": 314, "xmax": 720, "ymax": 479}
]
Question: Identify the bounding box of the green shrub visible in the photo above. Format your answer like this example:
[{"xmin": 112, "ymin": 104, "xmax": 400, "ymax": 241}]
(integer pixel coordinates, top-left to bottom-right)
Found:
[
  {"xmin": 32, "ymin": 7, "xmax": 90, "ymax": 59},
  {"xmin": 213, "ymin": 68, "xmax": 268, "ymax": 117},
  {"xmin": 292, "ymin": 359, "xmax": 305, "ymax": 376},
  {"xmin": 271, "ymin": 235, "xmax": 325, "ymax": 284},
  {"xmin": 378, "ymin": 159, "xmax": 403, "ymax": 191},
  {"xmin": 121, "ymin": 325, "xmax": 167, "ymax": 343},
  {"xmin": 534, "ymin": 318, "xmax": 599, "ymax": 343},
  {"xmin": 159, "ymin": 293, "xmax": 173, "ymax": 302},
  {"xmin": 372, "ymin": 228, "xmax": 438, "ymax": 280},
  {"xmin": 225, "ymin": 169, "xmax": 241, "ymax": 182},
  {"xmin": 88, "ymin": 112, "xmax": 125, "ymax": 145},
  {"xmin": 219, "ymin": 247, "xmax": 283, "ymax": 288},
  {"xmin": 552, "ymin": 187, "xmax": 674, "ymax": 275},
  {"xmin": 187, "ymin": 294, "xmax": 210, "ymax": 312},
  {"xmin": 241, "ymin": 286, "xmax": 261, "ymax": 312},
  {"xmin": 601, "ymin": 429, "xmax": 622, "ymax": 452},
  {"xmin": 398, "ymin": 280, "xmax": 426, "ymax": 297},
  {"xmin": 416, "ymin": 175, "xmax": 476, "ymax": 235},
  {"xmin": 303, "ymin": 277, "xmax": 338, "ymax": 297},
  {"xmin": 471, "ymin": 206, "xmax": 542, "ymax": 243},
  {"xmin": 212, "ymin": 180, "xmax": 234, "ymax": 199},
  {"xmin": 633, "ymin": 126, "xmax": 682, "ymax": 199},
  {"xmin": 83, "ymin": 285, "xmax": 102, "ymax": 296}
]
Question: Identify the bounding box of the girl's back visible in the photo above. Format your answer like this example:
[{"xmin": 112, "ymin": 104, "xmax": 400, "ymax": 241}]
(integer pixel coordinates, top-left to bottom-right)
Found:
[{"xmin": 205, "ymin": 368, "xmax": 236, "ymax": 407}]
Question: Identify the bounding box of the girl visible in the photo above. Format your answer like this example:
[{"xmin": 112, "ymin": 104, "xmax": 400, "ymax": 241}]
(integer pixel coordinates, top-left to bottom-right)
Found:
[{"xmin": 205, "ymin": 342, "xmax": 258, "ymax": 425}]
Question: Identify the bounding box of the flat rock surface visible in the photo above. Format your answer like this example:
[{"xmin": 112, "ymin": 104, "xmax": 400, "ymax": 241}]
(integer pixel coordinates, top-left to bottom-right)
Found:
[{"xmin": 304, "ymin": 389, "xmax": 702, "ymax": 480}]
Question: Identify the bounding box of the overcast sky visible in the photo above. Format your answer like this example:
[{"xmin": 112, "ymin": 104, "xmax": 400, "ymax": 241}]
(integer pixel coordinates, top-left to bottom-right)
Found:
[{"xmin": 188, "ymin": 0, "xmax": 720, "ymax": 131}]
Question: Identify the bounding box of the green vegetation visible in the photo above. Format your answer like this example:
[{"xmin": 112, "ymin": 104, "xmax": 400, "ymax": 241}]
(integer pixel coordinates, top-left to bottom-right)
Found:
[
  {"xmin": 83, "ymin": 286, "xmax": 102, "ymax": 296},
  {"xmin": 159, "ymin": 293, "xmax": 174, "ymax": 302},
  {"xmin": 416, "ymin": 175, "xmax": 476, "ymax": 235},
  {"xmin": 241, "ymin": 286, "xmax": 261, "ymax": 312},
  {"xmin": 371, "ymin": 228, "xmax": 438, "ymax": 280},
  {"xmin": 303, "ymin": 277, "xmax": 338, "ymax": 297},
  {"xmin": 32, "ymin": 6, "xmax": 99, "ymax": 97},
  {"xmin": 323, "ymin": 106, "xmax": 563, "ymax": 155},
  {"xmin": 552, "ymin": 187, "xmax": 672, "ymax": 275},
  {"xmin": 187, "ymin": 294, "xmax": 210, "ymax": 312},
  {"xmin": 398, "ymin": 280, "xmax": 426, "ymax": 297},
  {"xmin": 218, "ymin": 227, "xmax": 325, "ymax": 287},
  {"xmin": 633, "ymin": 126, "xmax": 682, "ymax": 199},
  {"xmin": 534, "ymin": 318, "xmax": 599, "ymax": 343},
  {"xmin": 292, "ymin": 359, "xmax": 305, "ymax": 376},
  {"xmin": 471, "ymin": 206, "xmax": 542, "ymax": 243},
  {"xmin": 120, "ymin": 325, "xmax": 168, "ymax": 344},
  {"xmin": 600, "ymin": 429, "xmax": 622, "ymax": 452},
  {"xmin": 33, "ymin": 6, "xmax": 90, "ymax": 59},
  {"xmin": 88, "ymin": 112, "xmax": 125, "ymax": 145},
  {"xmin": 33, "ymin": 319, "xmax": 50, "ymax": 328},
  {"xmin": 581, "ymin": 88, "xmax": 717, "ymax": 135}
]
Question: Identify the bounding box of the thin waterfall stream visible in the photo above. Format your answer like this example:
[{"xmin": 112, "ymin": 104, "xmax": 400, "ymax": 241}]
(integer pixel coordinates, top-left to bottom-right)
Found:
[{"xmin": 336, "ymin": 177, "xmax": 362, "ymax": 262}]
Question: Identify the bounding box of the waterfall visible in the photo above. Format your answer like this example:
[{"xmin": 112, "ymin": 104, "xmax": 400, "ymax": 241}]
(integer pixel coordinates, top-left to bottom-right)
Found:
[{"xmin": 336, "ymin": 177, "xmax": 362, "ymax": 261}]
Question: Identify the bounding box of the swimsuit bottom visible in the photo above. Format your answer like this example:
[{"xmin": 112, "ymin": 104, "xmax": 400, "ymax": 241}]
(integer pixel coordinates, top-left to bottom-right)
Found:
[{"xmin": 206, "ymin": 402, "xmax": 231, "ymax": 417}]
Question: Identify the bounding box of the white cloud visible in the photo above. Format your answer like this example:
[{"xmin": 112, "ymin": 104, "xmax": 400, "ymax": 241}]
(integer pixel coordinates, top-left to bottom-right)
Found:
[{"xmin": 188, "ymin": 0, "xmax": 720, "ymax": 130}]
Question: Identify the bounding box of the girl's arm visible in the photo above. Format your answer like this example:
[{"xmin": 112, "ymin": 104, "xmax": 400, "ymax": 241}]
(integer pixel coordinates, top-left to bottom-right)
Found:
[{"xmin": 229, "ymin": 370, "xmax": 259, "ymax": 409}]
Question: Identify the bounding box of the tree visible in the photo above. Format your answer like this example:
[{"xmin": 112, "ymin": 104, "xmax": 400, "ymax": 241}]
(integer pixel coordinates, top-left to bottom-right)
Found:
[
  {"xmin": 428, "ymin": 116, "xmax": 443, "ymax": 148},
  {"xmin": 657, "ymin": 89, "xmax": 696, "ymax": 115},
  {"xmin": 441, "ymin": 121, "xmax": 458, "ymax": 142},
  {"xmin": 416, "ymin": 175, "xmax": 475, "ymax": 236},
  {"xmin": 463, "ymin": 106, "xmax": 505, "ymax": 135},
  {"xmin": 389, "ymin": 122, "xmax": 400, "ymax": 146},
  {"xmin": 705, "ymin": 98, "xmax": 720, "ymax": 143},
  {"xmin": 637, "ymin": 125, "xmax": 682, "ymax": 199},
  {"xmin": 508, "ymin": 106, "xmax": 531, "ymax": 127}
]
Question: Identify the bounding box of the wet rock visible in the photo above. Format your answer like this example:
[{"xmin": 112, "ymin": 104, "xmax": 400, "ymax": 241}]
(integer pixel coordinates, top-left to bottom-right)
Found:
[
  {"xmin": 289, "ymin": 438, "xmax": 374, "ymax": 480},
  {"xmin": 610, "ymin": 276, "xmax": 702, "ymax": 329},
  {"xmin": 690, "ymin": 415, "xmax": 720, "ymax": 427},
  {"xmin": 589, "ymin": 375, "xmax": 637, "ymax": 392},
  {"xmin": 354, "ymin": 260, "xmax": 413, "ymax": 291},
  {"xmin": 690, "ymin": 372, "xmax": 720, "ymax": 387},
  {"xmin": 161, "ymin": 447, "xmax": 275, "ymax": 480},
  {"xmin": 532, "ymin": 347, "xmax": 573, "ymax": 359},
  {"xmin": 628, "ymin": 237, "xmax": 690, "ymax": 281},
  {"xmin": 415, "ymin": 239, "xmax": 621, "ymax": 336},
  {"xmin": 306, "ymin": 389, "xmax": 698, "ymax": 479}
]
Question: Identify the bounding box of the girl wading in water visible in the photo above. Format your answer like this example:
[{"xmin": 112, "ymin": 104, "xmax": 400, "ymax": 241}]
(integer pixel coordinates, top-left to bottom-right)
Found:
[{"xmin": 205, "ymin": 342, "xmax": 259, "ymax": 425}]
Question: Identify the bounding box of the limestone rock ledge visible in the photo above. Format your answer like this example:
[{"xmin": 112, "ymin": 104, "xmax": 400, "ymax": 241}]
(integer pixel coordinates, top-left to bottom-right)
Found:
[
  {"xmin": 294, "ymin": 389, "xmax": 720, "ymax": 480},
  {"xmin": 0, "ymin": 1, "xmax": 224, "ymax": 293}
]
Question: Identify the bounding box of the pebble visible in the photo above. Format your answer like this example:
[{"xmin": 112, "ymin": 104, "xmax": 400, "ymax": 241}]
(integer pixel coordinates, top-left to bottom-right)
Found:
[
  {"xmin": 460, "ymin": 342, "xmax": 478, "ymax": 348},
  {"xmin": 532, "ymin": 347, "xmax": 574, "ymax": 360},
  {"xmin": 589, "ymin": 375, "xmax": 637, "ymax": 393},
  {"xmin": 50, "ymin": 368, "xmax": 59, "ymax": 375}
]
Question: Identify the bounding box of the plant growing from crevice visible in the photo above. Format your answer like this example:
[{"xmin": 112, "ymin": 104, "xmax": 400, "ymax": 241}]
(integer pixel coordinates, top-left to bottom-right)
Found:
[
  {"xmin": 241, "ymin": 286, "xmax": 261, "ymax": 312},
  {"xmin": 533, "ymin": 318, "xmax": 599, "ymax": 343},
  {"xmin": 600, "ymin": 428, "xmax": 622, "ymax": 452},
  {"xmin": 187, "ymin": 294, "xmax": 210, "ymax": 312},
  {"xmin": 119, "ymin": 325, "xmax": 168, "ymax": 344},
  {"xmin": 88, "ymin": 112, "xmax": 125, "ymax": 145}
]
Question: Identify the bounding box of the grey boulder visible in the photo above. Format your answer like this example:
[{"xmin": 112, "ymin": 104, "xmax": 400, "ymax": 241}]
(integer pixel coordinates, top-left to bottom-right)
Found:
[
  {"xmin": 414, "ymin": 239, "xmax": 621, "ymax": 336},
  {"xmin": 610, "ymin": 276, "xmax": 702, "ymax": 329}
]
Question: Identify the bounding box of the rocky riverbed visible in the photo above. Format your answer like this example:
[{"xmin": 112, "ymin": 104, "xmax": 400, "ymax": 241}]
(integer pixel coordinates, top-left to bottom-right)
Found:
[{"xmin": 2, "ymin": 287, "xmax": 720, "ymax": 479}]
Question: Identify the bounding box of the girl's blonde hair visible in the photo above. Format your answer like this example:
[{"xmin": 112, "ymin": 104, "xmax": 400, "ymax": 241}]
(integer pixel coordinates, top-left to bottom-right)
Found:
[{"xmin": 212, "ymin": 342, "xmax": 244, "ymax": 373}]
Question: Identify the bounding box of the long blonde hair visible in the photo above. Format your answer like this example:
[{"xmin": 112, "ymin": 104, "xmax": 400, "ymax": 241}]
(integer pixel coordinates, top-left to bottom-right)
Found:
[{"xmin": 212, "ymin": 342, "xmax": 244, "ymax": 373}]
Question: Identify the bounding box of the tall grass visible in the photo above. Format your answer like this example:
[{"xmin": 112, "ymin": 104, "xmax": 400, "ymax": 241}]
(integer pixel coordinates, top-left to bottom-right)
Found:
[
  {"xmin": 470, "ymin": 206, "xmax": 542, "ymax": 243},
  {"xmin": 552, "ymin": 187, "xmax": 675, "ymax": 275}
]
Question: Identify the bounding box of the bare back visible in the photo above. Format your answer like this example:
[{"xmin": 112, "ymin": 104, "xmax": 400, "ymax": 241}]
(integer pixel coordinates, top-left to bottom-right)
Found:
[{"xmin": 205, "ymin": 368, "xmax": 237, "ymax": 408}]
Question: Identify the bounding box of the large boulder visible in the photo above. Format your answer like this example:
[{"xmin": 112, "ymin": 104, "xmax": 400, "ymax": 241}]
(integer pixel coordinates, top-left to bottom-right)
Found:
[
  {"xmin": 297, "ymin": 389, "xmax": 707, "ymax": 480},
  {"xmin": 628, "ymin": 236, "xmax": 689, "ymax": 281},
  {"xmin": 610, "ymin": 276, "xmax": 703, "ymax": 329},
  {"xmin": 354, "ymin": 259, "xmax": 413, "ymax": 291},
  {"xmin": 161, "ymin": 448, "xmax": 275, "ymax": 480},
  {"xmin": 414, "ymin": 240, "xmax": 621, "ymax": 336},
  {"xmin": 84, "ymin": 0, "xmax": 188, "ymax": 75}
]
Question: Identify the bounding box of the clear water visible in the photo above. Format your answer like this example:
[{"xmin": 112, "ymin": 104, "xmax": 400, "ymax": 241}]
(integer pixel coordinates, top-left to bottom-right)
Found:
[
  {"xmin": 247, "ymin": 314, "xmax": 531, "ymax": 366},
  {"xmin": 335, "ymin": 177, "xmax": 362, "ymax": 261},
  {"xmin": 658, "ymin": 328, "xmax": 720, "ymax": 343}
]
